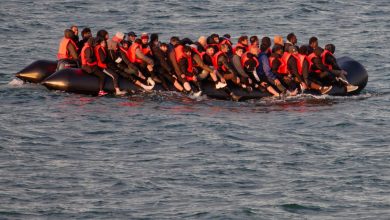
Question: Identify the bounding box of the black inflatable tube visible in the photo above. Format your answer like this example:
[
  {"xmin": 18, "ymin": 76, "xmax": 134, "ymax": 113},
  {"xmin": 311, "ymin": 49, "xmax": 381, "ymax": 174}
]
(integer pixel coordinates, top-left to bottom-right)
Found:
[
  {"xmin": 15, "ymin": 60, "xmax": 57, "ymax": 83},
  {"xmin": 22, "ymin": 56, "xmax": 367, "ymax": 99}
]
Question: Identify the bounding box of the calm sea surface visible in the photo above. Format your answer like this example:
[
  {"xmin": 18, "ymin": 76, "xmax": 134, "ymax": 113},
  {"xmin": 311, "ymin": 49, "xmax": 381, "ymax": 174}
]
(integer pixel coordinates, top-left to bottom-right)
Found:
[{"xmin": 0, "ymin": 0, "xmax": 389, "ymax": 219}]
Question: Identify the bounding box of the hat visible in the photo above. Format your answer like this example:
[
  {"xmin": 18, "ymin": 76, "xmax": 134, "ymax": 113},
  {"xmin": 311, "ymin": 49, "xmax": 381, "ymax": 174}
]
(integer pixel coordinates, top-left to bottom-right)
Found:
[
  {"xmin": 127, "ymin": 31, "xmax": 137, "ymax": 37},
  {"xmin": 141, "ymin": 32, "xmax": 149, "ymax": 39},
  {"xmin": 115, "ymin": 32, "xmax": 125, "ymax": 40},
  {"xmin": 274, "ymin": 35, "xmax": 283, "ymax": 46}
]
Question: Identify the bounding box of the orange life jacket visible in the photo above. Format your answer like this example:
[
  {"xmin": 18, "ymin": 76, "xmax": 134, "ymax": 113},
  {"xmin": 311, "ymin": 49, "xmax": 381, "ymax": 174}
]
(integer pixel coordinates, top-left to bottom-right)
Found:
[
  {"xmin": 57, "ymin": 37, "xmax": 78, "ymax": 59},
  {"xmin": 321, "ymin": 50, "xmax": 333, "ymax": 70},
  {"xmin": 269, "ymin": 55, "xmax": 286, "ymax": 74},
  {"xmin": 94, "ymin": 45, "xmax": 107, "ymax": 69},
  {"xmin": 212, "ymin": 51, "xmax": 228, "ymax": 72},
  {"xmin": 295, "ymin": 54, "xmax": 307, "ymax": 75},
  {"xmin": 307, "ymin": 53, "xmax": 321, "ymax": 73},
  {"xmin": 80, "ymin": 43, "xmax": 97, "ymax": 66},
  {"xmin": 128, "ymin": 42, "xmax": 143, "ymax": 64},
  {"xmin": 142, "ymin": 45, "xmax": 151, "ymax": 56}
]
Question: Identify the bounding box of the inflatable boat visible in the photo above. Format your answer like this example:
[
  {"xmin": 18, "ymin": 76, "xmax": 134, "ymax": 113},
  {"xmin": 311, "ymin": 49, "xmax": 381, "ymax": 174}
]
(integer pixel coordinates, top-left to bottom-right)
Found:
[{"xmin": 15, "ymin": 56, "xmax": 368, "ymax": 100}]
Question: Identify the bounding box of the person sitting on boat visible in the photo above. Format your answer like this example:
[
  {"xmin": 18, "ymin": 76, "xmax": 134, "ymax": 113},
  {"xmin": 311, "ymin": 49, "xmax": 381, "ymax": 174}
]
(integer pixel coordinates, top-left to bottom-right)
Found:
[
  {"xmin": 168, "ymin": 36, "xmax": 192, "ymax": 92},
  {"xmin": 177, "ymin": 46, "xmax": 202, "ymax": 96},
  {"xmin": 231, "ymin": 46, "xmax": 252, "ymax": 92},
  {"xmin": 233, "ymin": 35, "xmax": 249, "ymax": 54},
  {"xmin": 149, "ymin": 34, "xmax": 184, "ymax": 91},
  {"xmin": 242, "ymin": 46, "xmax": 280, "ymax": 96},
  {"xmin": 308, "ymin": 47, "xmax": 358, "ymax": 92},
  {"xmin": 94, "ymin": 37, "xmax": 126, "ymax": 95},
  {"xmin": 128, "ymin": 37, "xmax": 156, "ymax": 86},
  {"xmin": 269, "ymin": 45, "xmax": 298, "ymax": 95},
  {"xmin": 56, "ymin": 29, "xmax": 79, "ymax": 70}
]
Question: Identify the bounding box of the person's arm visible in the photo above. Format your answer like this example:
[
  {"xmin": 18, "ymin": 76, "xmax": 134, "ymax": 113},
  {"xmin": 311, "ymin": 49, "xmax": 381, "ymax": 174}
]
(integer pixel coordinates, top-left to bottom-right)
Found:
[
  {"xmin": 220, "ymin": 55, "xmax": 237, "ymax": 74},
  {"xmin": 326, "ymin": 54, "xmax": 341, "ymax": 70},
  {"xmin": 67, "ymin": 43, "xmax": 79, "ymax": 60},
  {"xmin": 135, "ymin": 48, "xmax": 154, "ymax": 65},
  {"xmin": 312, "ymin": 57, "xmax": 330, "ymax": 72},
  {"xmin": 232, "ymin": 55, "xmax": 249, "ymax": 78},
  {"xmin": 193, "ymin": 53, "xmax": 213, "ymax": 73},
  {"xmin": 302, "ymin": 59, "xmax": 311, "ymax": 86},
  {"xmin": 169, "ymin": 50, "xmax": 183, "ymax": 76}
]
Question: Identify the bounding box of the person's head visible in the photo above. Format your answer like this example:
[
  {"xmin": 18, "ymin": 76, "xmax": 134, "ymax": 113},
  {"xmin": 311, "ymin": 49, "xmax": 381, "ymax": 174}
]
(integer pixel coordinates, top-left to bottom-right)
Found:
[
  {"xmin": 250, "ymin": 35, "xmax": 259, "ymax": 46},
  {"xmin": 273, "ymin": 35, "xmax": 283, "ymax": 46},
  {"xmin": 160, "ymin": 43, "xmax": 168, "ymax": 52},
  {"xmin": 96, "ymin": 36, "xmax": 106, "ymax": 47},
  {"xmin": 235, "ymin": 46, "xmax": 245, "ymax": 57},
  {"xmin": 220, "ymin": 44, "xmax": 229, "ymax": 53},
  {"xmin": 211, "ymin": 33, "xmax": 220, "ymax": 44},
  {"xmin": 70, "ymin": 25, "xmax": 78, "ymax": 36},
  {"xmin": 223, "ymin": 34, "xmax": 231, "ymax": 40},
  {"xmin": 64, "ymin": 29, "xmax": 75, "ymax": 39},
  {"xmin": 97, "ymin": 29, "xmax": 109, "ymax": 41},
  {"xmin": 150, "ymin": 33, "xmax": 159, "ymax": 44},
  {"xmin": 288, "ymin": 45, "xmax": 298, "ymax": 54},
  {"xmin": 141, "ymin": 33, "xmax": 149, "ymax": 44},
  {"xmin": 299, "ymin": 45, "xmax": 309, "ymax": 55},
  {"xmin": 113, "ymin": 32, "xmax": 125, "ymax": 43},
  {"xmin": 183, "ymin": 46, "xmax": 192, "ymax": 57},
  {"xmin": 135, "ymin": 39, "xmax": 142, "ymax": 45},
  {"xmin": 170, "ymin": 36, "xmax": 180, "ymax": 45},
  {"xmin": 314, "ymin": 47, "xmax": 324, "ymax": 57},
  {"xmin": 198, "ymin": 36, "xmax": 207, "ymax": 47},
  {"xmin": 272, "ymin": 44, "xmax": 283, "ymax": 55},
  {"xmin": 206, "ymin": 46, "xmax": 215, "ymax": 56},
  {"xmin": 81, "ymin": 28, "xmax": 92, "ymax": 40},
  {"xmin": 325, "ymin": 43, "xmax": 335, "ymax": 54},
  {"xmin": 309, "ymin": 36, "xmax": 318, "ymax": 49},
  {"xmin": 238, "ymin": 35, "xmax": 249, "ymax": 46},
  {"xmin": 260, "ymin": 37, "xmax": 271, "ymax": 52},
  {"xmin": 121, "ymin": 40, "xmax": 130, "ymax": 50},
  {"xmin": 127, "ymin": 32, "xmax": 137, "ymax": 42},
  {"xmin": 287, "ymin": 33, "xmax": 297, "ymax": 45},
  {"xmin": 250, "ymin": 45, "xmax": 260, "ymax": 55}
]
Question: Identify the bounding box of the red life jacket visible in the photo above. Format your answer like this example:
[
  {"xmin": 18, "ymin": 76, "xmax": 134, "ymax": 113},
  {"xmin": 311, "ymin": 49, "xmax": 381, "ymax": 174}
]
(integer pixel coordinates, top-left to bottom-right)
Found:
[
  {"xmin": 212, "ymin": 51, "xmax": 228, "ymax": 72},
  {"xmin": 142, "ymin": 45, "xmax": 151, "ymax": 56},
  {"xmin": 80, "ymin": 43, "xmax": 97, "ymax": 66},
  {"xmin": 241, "ymin": 52, "xmax": 259, "ymax": 69},
  {"xmin": 128, "ymin": 42, "xmax": 143, "ymax": 63},
  {"xmin": 295, "ymin": 54, "xmax": 307, "ymax": 75},
  {"xmin": 233, "ymin": 42, "xmax": 249, "ymax": 54},
  {"xmin": 185, "ymin": 56, "xmax": 194, "ymax": 81},
  {"xmin": 307, "ymin": 53, "xmax": 321, "ymax": 73},
  {"xmin": 175, "ymin": 45, "xmax": 185, "ymax": 63},
  {"xmin": 57, "ymin": 37, "xmax": 78, "ymax": 59},
  {"xmin": 269, "ymin": 55, "xmax": 286, "ymax": 74},
  {"xmin": 94, "ymin": 45, "xmax": 107, "ymax": 69},
  {"xmin": 321, "ymin": 50, "xmax": 333, "ymax": 70}
]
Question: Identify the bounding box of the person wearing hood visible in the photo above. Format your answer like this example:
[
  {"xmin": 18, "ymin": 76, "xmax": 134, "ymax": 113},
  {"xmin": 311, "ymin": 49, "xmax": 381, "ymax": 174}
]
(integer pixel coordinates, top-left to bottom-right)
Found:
[
  {"xmin": 77, "ymin": 28, "xmax": 92, "ymax": 54},
  {"xmin": 57, "ymin": 28, "xmax": 79, "ymax": 70}
]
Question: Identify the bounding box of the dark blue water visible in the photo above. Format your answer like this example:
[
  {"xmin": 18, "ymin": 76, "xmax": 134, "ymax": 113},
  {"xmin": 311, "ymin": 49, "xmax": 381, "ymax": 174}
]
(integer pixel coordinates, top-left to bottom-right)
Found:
[{"xmin": 1, "ymin": 0, "xmax": 390, "ymax": 219}]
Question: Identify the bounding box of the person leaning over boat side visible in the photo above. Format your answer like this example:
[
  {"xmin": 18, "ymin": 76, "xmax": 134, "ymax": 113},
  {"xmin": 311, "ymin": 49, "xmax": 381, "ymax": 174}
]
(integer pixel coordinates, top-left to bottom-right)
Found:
[
  {"xmin": 168, "ymin": 36, "xmax": 192, "ymax": 92},
  {"xmin": 57, "ymin": 29, "xmax": 79, "ymax": 70},
  {"xmin": 298, "ymin": 45, "xmax": 332, "ymax": 94},
  {"xmin": 242, "ymin": 46, "xmax": 280, "ymax": 96},
  {"xmin": 284, "ymin": 33, "xmax": 297, "ymax": 52},
  {"xmin": 257, "ymin": 37, "xmax": 287, "ymax": 94},
  {"xmin": 80, "ymin": 37, "xmax": 107, "ymax": 96},
  {"xmin": 194, "ymin": 36, "xmax": 207, "ymax": 53},
  {"xmin": 77, "ymin": 28, "xmax": 92, "ymax": 54},
  {"xmin": 269, "ymin": 44, "xmax": 298, "ymax": 95},
  {"xmin": 113, "ymin": 40, "xmax": 154, "ymax": 92},
  {"xmin": 190, "ymin": 45, "xmax": 227, "ymax": 89},
  {"xmin": 231, "ymin": 46, "xmax": 252, "ymax": 91},
  {"xmin": 322, "ymin": 43, "xmax": 348, "ymax": 81},
  {"xmin": 94, "ymin": 37, "xmax": 126, "ymax": 96},
  {"xmin": 128, "ymin": 37, "xmax": 156, "ymax": 86},
  {"xmin": 308, "ymin": 47, "xmax": 358, "ymax": 92},
  {"xmin": 178, "ymin": 46, "xmax": 202, "ymax": 96},
  {"xmin": 202, "ymin": 46, "xmax": 228, "ymax": 88},
  {"xmin": 149, "ymin": 33, "xmax": 184, "ymax": 91}
]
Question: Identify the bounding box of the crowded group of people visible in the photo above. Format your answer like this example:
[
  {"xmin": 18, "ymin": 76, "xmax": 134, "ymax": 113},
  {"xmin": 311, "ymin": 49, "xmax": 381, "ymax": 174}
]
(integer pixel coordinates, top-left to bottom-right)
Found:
[{"xmin": 57, "ymin": 25, "xmax": 358, "ymax": 99}]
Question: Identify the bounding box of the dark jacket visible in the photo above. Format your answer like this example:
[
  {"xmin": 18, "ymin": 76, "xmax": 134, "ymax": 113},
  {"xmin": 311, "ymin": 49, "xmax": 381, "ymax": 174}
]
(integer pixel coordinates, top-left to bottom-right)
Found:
[{"xmin": 151, "ymin": 44, "xmax": 173, "ymax": 74}]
